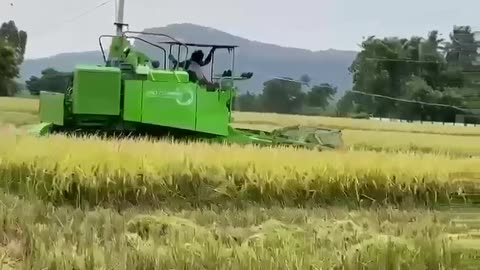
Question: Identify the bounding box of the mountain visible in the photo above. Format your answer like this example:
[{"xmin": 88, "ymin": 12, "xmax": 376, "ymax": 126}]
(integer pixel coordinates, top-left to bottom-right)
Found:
[
  {"xmin": 20, "ymin": 23, "xmax": 358, "ymax": 98},
  {"xmin": 21, "ymin": 51, "xmax": 104, "ymax": 80}
]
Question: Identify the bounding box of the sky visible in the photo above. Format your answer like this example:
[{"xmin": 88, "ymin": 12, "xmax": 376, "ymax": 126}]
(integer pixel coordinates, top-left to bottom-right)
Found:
[{"xmin": 1, "ymin": 0, "xmax": 479, "ymax": 59}]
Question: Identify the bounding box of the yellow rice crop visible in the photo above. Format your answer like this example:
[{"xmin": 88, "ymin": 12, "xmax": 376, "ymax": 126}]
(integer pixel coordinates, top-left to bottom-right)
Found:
[
  {"xmin": 0, "ymin": 133, "xmax": 479, "ymax": 207},
  {"xmin": 233, "ymin": 111, "xmax": 480, "ymax": 136},
  {"xmin": 343, "ymin": 130, "xmax": 480, "ymax": 156},
  {"xmin": 0, "ymin": 111, "xmax": 39, "ymax": 127},
  {"xmin": 0, "ymin": 97, "xmax": 38, "ymax": 114}
]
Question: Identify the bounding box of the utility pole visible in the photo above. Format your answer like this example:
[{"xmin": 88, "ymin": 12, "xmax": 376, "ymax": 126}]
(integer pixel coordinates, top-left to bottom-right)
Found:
[
  {"xmin": 115, "ymin": 0, "xmax": 125, "ymax": 36},
  {"xmin": 107, "ymin": 0, "xmax": 127, "ymax": 65}
]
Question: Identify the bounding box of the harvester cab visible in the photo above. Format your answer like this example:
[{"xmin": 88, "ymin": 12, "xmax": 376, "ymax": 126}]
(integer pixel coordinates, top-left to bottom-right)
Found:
[{"xmin": 30, "ymin": 0, "xmax": 344, "ymax": 151}]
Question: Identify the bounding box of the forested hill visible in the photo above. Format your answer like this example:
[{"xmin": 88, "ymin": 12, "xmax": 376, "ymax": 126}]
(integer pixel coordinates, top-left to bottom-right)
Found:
[{"xmin": 20, "ymin": 23, "xmax": 357, "ymax": 96}]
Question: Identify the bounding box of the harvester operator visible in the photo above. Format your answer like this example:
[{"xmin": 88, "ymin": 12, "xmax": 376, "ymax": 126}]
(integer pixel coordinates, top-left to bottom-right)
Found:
[
  {"xmin": 169, "ymin": 48, "xmax": 215, "ymax": 81},
  {"xmin": 169, "ymin": 47, "xmax": 219, "ymax": 90}
]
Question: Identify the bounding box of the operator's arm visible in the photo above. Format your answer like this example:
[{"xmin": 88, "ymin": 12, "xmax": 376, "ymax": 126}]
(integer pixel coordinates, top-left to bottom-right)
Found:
[{"xmin": 200, "ymin": 48, "xmax": 215, "ymax": 66}]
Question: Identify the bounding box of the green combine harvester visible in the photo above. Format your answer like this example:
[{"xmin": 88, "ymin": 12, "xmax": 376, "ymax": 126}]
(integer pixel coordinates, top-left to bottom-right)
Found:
[{"xmin": 29, "ymin": 0, "xmax": 343, "ymax": 151}]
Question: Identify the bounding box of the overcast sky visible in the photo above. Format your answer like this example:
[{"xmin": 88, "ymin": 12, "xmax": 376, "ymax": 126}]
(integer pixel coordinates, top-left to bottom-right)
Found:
[{"xmin": 1, "ymin": 0, "xmax": 479, "ymax": 59}]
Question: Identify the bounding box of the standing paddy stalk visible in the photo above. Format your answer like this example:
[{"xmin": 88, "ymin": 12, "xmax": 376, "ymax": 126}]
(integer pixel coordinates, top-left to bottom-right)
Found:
[{"xmin": 0, "ymin": 134, "xmax": 479, "ymax": 208}]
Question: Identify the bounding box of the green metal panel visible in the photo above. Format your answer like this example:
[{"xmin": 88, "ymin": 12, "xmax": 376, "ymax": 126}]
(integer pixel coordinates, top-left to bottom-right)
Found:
[
  {"xmin": 27, "ymin": 123, "xmax": 54, "ymax": 136},
  {"xmin": 173, "ymin": 71, "xmax": 189, "ymax": 83},
  {"xmin": 141, "ymin": 81, "xmax": 197, "ymax": 130},
  {"xmin": 72, "ymin": 65, "xmax": 121, "ymax": 115},
  {"xmin": 222, "ymin": 126, "xmax": 344, "ymax": 150},
  {"xmin": 149, "ymin": 70, "xmax": 189, "ymax": 83},
  {"xmin": 123, "ymin": 80, "xmax": 143, "ymax": 122},
  {"xmin": 195, "ymin": 87, "xmax": 230, "ymax": 136},
  {"xmin": 39, "ymin": 91, "xmax": 64, "ymax": 125}
]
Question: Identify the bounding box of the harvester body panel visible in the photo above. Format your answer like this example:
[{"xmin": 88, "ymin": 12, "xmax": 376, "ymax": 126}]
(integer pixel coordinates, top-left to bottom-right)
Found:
[
  {"xmin": 39, "ymin": 91, "xmax": 64, "ymax": 126},
  {"xmin": 72, "ymin": 65, "xmax": 122, "ymax": 116},
  {"xmin": 123, "ymin": 80, "xmax": 143, "ymax": 122},
  {"xmin": 141, "ymin": 80, "xmax": 197, "ymax": 131},
  {"xmin": 195, "ymin": 87, "xmax": 230, "ymax": 136}
]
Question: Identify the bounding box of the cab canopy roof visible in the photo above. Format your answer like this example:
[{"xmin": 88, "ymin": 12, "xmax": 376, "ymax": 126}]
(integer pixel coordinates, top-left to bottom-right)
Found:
[{"xmin": 159, "ymin": 41, "xmax": 238, "ymax": 49}]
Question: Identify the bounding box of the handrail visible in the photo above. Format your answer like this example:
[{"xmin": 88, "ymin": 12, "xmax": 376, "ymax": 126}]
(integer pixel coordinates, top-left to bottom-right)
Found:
[
  {"xmin": 124, "ymin": 35, "xmax": 167, "ymax": 69},
  {"xmin": 98, "ymin": 34, "xmax": 168, "ymax": 69},
  {"xmin": 98, "ymin": 34, "xmax": 117, "ymax": 63},
  {"xmin": 123, "ymin": 31, "xmax": 189, "ymax": 67},
  {"xmin": 123, "ymin": 31, "xmax": 185, "ymax": 45}
]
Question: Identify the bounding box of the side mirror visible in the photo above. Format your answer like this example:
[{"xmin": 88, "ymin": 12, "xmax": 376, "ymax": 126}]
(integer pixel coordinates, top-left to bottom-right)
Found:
[
  {"xmin": 241, "ymin": 72, "xmax": 253, "ymax": 79},
  {"xmin": 222, "ymin": 70, "xmax": 232, "ymax": 77}
]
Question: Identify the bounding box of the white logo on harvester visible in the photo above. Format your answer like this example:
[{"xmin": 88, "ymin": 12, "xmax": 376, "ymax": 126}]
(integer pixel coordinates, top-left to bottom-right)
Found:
[{"xmin": 146, "ymin": 88, "xmax": 194, "ymax": 106}]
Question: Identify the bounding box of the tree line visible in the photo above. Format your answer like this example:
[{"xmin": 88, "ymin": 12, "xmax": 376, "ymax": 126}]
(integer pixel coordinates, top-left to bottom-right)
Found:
[
  {"xmin": 234, "ymin": 75, "xmax": 337, "ymax": 115},
  {"xmin": 338, "ymin": 26, "xmax": 480, "ymax": 122},
  {"xmin": 0, "ymin": 20, "xmax": 27, "ymax": 96},
  {"xmin": 235, "ymin": 26, "xmax": 480, "ymax": 122}
]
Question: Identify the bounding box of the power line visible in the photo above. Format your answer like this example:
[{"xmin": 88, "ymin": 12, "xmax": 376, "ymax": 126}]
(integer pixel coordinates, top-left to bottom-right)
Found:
[
  {"xmin": 350, "ymin": 90, "xmax": 475, "ymax": 113},
  {"xmin": 29, "ymin": 0, "xmax": 114, "ymax": 38},
  {"xmin": 62, "ymin": 0, "xmax": 113, "ymax": 24},
  {"xmin": 270, "ymin": 77, "xmax": 310, "ymax": 85},
  {"xmin": 364, "ymin": 57, "xmax": 443, "ymax": 64},
  {"xmin": 272, "ymin": 76, "xmax": 476, "ymax": 113}
]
